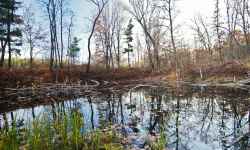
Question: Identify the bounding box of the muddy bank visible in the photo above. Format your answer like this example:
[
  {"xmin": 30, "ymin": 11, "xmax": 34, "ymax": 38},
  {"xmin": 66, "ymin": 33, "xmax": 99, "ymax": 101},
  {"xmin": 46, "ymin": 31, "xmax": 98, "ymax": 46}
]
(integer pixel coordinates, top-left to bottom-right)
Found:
[
  {"xmin": 0, "ymin": 78, "xmax": 168, "ymax": 113},
  {"xmin": 1, "ymin": 78, "xmax": 250, "ymax": 114}
]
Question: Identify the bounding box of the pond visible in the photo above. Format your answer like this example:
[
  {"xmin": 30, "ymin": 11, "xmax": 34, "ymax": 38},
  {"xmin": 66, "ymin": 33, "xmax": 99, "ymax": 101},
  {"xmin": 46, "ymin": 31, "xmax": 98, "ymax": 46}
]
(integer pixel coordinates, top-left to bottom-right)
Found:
[{"xmin": 0, "ymin": 85, "xmax": 250, "ymax": 150}]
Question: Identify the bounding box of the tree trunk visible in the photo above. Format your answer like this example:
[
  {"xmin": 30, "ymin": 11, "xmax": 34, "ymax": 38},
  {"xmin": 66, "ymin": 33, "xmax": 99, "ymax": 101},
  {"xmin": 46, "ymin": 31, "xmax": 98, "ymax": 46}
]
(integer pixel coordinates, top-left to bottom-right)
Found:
[
  {"xmin": 168, "ymin": 0, "xmax": 178, "ymax": 79},
  {"xmin": 146, "ymin": 38, "xmax": 154, "ymax": 70},
  {"xmin": 60, "ymin": 0, "xmax": 64, "ymax": 68},
  {"xmin": 128, "ymin": 51, "xmax": 130, "ymax": 68},
  {"xmin": 29, "ymin": 33, "xmax": 33, "ymax": 68},
  {"xmin": 87, "ymin": 32, "xmax": 92, "ymax": 73},
  {"xmin": 30, "ymin": 44, "xmax": 33, "ymax": 68},
  {"xmin": 86, "ymin": 4, "xmax": 106, "ymax": 73},
  {"xmin": 117, "ymin": 34, "xmax": 120, "ymax": 69},
  {"xmin": 47, "ymin": 3, "xmax": 54, "ymax": 70},
  {"xmin": 7, "ymin": 21, "xmax": 11, "ymax": 69},
  {"xmin": 0, "ymin": 41, "xmax": 7, "ymax": 67},
  {"xmin": 0, "ymin": 48, "xmax": 5, "ymax": 67}
]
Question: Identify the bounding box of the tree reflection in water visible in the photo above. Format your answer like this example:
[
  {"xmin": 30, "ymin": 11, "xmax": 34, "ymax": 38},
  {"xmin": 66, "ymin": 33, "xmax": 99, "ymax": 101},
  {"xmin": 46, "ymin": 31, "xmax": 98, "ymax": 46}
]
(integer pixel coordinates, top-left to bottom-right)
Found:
[{"xmin": 1, "ymin": 86, "xmax": 250, "ymax": 149}]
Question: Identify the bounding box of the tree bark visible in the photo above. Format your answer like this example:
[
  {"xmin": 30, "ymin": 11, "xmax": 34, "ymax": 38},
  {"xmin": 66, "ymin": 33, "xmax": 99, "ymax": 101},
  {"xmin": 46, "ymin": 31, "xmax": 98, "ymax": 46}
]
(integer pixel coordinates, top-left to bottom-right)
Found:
[{"xmin": 29, "ymin": 37, "xmax": 33, "ymax": 68}]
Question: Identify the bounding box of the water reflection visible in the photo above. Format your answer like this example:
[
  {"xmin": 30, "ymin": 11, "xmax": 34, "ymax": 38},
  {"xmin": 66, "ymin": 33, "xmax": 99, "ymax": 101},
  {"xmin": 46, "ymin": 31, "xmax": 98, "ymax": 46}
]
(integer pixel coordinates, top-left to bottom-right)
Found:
[{"xmin": 1, "ymin": 86, "xmax": 250, "ymax": 150}]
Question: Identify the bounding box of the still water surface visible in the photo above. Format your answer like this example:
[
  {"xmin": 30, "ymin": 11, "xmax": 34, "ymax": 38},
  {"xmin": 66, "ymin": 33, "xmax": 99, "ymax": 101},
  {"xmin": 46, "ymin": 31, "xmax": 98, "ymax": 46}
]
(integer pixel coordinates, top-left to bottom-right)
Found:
[{"xmin": 1, "ymin": 85, "xmax": 250, "ymax": 150}]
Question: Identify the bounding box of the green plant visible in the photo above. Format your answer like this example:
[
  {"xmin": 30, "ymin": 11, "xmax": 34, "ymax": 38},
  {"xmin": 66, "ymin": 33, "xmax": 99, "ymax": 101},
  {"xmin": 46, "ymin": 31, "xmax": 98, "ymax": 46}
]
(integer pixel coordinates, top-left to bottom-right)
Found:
[
  {"xmin": 28, "ymin": 118, "xmax": 43, "ymax": 150},
  {"xmin": 104, "ymin": 143, "xmax": 123, "ymax": 150},
  {"xmin": 0, "ymin": 110, "xmax": 124, "ymax": 150},
  {"xmin": 150, "ymin": 129, "xmax": 167, "ymax": 150},
  {"xmin": 70, "ymin": 110, "xmax": 83, "ymax": 149},
  {"xmin": 59, "ymin": 112, "xmax": 69, "ymax": 147},
  {"xmin": 1, "ymin": 118, "xmax": 20, "ymax": 150}
]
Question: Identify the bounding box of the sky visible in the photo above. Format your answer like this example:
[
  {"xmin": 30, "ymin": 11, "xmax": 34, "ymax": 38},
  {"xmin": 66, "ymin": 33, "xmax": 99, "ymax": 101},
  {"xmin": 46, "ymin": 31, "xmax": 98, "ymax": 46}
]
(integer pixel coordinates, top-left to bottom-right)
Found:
[{"xmin": 22, "ymin": 0, "xmax": 216, "ymax": 62}]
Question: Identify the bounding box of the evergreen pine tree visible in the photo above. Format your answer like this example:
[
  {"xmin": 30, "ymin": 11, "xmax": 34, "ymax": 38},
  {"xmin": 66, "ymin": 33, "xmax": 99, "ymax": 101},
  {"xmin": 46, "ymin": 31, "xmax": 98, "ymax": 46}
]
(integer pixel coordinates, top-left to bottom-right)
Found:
[
  {"xmin": 68, "ymin": 37, "xmax": 80, "ymax": 64},
  {"xmin": 0, "ymin": 0, "xmax": 22, "ymax": 68},
  {"xmin": 124, "ymin": 19, "xmax": 134, "ymax": 68}
]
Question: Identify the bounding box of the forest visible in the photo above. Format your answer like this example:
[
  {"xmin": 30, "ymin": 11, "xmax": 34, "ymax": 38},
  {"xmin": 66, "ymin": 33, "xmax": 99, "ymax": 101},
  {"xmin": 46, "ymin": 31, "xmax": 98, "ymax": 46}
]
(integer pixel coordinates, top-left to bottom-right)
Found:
[{"xmin": 1, "ymin": 0, "xmax": 250, "ymax": 150}]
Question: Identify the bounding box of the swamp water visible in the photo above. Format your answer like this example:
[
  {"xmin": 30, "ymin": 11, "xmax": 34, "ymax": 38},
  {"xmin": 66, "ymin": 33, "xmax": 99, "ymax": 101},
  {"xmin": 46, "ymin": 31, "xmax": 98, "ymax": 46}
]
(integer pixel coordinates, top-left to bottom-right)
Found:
[{"xmin": 0, "ymin": 85, "xmax": 250, "ymax": 150}]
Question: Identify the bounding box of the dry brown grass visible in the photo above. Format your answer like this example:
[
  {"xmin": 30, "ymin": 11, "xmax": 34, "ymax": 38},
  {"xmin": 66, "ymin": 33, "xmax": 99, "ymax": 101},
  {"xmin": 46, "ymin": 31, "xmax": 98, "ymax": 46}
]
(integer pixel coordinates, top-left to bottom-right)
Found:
[
  {"xmin": 0, "ymin": 65, "xmax": 156, "ymax": 88},
  {"xmin": 165, "ymin": 71, "xmax": 177, "ymax": 81},
  {"xmin": 182, "ymin": 60, "xmax": 249, "ymax": 81}
]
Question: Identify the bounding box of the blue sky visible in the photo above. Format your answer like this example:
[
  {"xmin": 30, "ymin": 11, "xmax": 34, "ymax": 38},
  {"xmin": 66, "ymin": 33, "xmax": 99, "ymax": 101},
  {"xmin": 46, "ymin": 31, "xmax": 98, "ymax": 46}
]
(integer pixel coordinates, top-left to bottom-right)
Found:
[{"xmin": 22, "ymin": 0, "xmax": 94, "ymax": 61}]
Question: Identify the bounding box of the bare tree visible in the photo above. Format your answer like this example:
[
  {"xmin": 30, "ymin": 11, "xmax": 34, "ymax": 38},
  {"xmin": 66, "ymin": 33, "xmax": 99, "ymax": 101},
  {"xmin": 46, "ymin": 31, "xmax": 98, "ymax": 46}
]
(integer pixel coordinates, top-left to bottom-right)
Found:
[
  {"xmin": 67, "ymin": 11, "xmax": 74, "ymax": 67},
  {"xmin": 135, "ymin": 33, "xmax": 142, "ymax": 67},
  {"xmin": 59, "ymin": 0, "xmax": 65, "ymax": 67},
  {"xmin": 225, "ymin": 0, "xmax": 239, "ymax": 59},
  {"xmin": 192, "ymin": 15, "xmax": 213, "ymax": 57},
  {"xmin": 92, "ymin": 0, "xmax": 123, "ymax": 70},
  {"xmin": 236, "ymin": 0, "xmax": 249, "ymax": 45},
  {"xmin": 39, "ymin": 0, "xmax": 59, "ymax": 69},
  {"xmin": 113, "ymin": 1, "xmax": 124, "ymax": 69},
  {"xmin": 128, "ymin": 0, "xmax": 161, "ymax": 71},
  {"xmin": 86, "ymin": 0, "xmax": 108, "ymax": 73},
  {"xmin": 213, "ymin": 0, "xmax": 224, "ymax": 63},
  {"xmin": 101, "ymin": 3, "xmax": 116, "ymax": 70},
  {"xmin": 23, "ymin": 5, "xmax": 46, "ymax": 68},
  {"xmin": 159, "ymin": 0, "xmax": 179, "ymax": 77},
  {"xmin": 192, "ymin": 16, "xmax": 214, "ymax": 79}
]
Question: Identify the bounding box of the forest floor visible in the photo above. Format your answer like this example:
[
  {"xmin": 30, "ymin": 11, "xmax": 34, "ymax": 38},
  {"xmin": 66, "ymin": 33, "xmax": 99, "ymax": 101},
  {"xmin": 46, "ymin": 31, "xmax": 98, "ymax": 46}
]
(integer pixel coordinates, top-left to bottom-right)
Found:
[{"xmin": 0, "ymin": 66, "xmax": 163, "ymax": 88}]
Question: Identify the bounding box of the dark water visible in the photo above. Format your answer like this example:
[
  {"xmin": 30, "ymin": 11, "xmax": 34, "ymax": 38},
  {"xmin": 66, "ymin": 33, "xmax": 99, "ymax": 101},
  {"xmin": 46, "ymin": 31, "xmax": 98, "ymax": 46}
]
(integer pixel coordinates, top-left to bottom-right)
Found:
[{"xmin": 1, "ymin": 85, "xmax": 250, "ymax": 150}]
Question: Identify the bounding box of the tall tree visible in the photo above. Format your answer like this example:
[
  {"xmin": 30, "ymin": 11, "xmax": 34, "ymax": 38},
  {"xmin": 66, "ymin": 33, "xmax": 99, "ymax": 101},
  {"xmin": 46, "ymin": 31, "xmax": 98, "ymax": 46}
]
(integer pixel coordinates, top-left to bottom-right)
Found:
[
  {"xmin": 236, "ymin": 0, "xmax": 250, "ymax": 45},
  {"xmin": 0, "ymin": 0, "xmax": 22, "ymax": 68},
  {"xmin": 0, "ymin": 3, "xmax": 7, "ymax": 67},
  {"xmin": 135, "ymin": 33, "xmax": 142, "ymax": 67},
  {"xmin": 124, "ymin": 19, "xmax": 134, "ymax": 68},
  {"xmin": 99, "ymin": 3, "xmax": 115, "ymax": 70},
  {"xmin": 67, "ymin": 11, "xmax": 74, "ymax": 67},
  {"xmin": 213, "ymin": 0, "xmax": 223, "ymax": 63},
  {"xmin": 23, "ymin": 5, "xmax": 46, "ymax": 68},
  {"xmin": 40, "ymin": 0, "xmax": 71, "ymax": 70},
  {"xmin": 86, "ymin": 0, "xmax": 108, "ymax": 73},
  {"xmin": 160, "ymin": 0, "xmax": 179, "ymax": 78},
  {"xmin": 128, "ymin": 0, "xmax": 161, "ymax": 71},
  {"xmin": 225, "ymin": 0, "xmax": 239, "ymax": 59},
  {"xmin": 40, "ymin": 0, "xmax": 60, "ymax": 70},
  {"xmin": 113, "ymin": 1, "xmax": 124, "ymax": 69},
  {"xmin": 59, "ymin": 0, "xmax": 65, "ymax": 68}
]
